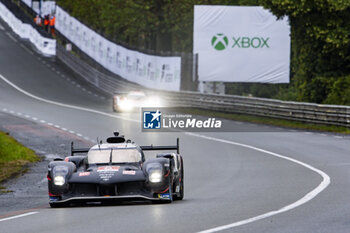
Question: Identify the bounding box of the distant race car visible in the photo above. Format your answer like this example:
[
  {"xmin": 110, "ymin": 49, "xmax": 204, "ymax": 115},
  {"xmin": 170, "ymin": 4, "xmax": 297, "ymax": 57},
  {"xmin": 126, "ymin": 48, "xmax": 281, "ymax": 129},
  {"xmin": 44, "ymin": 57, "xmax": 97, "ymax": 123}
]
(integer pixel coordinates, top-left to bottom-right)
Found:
[
  {"xmin": 47, "ymin": 132, "xmax": 184, "ymax": 207},
  {"xmin": 112, "ymin": 91, "xmax": 162, "ymax": 112}
]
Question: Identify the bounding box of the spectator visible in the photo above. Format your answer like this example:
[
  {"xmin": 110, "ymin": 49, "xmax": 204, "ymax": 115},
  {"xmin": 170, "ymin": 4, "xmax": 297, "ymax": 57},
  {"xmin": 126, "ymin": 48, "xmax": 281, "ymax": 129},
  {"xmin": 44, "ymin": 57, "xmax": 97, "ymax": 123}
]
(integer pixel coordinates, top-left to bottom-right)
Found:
[
  {"xmin": 50, "ymin": 15, "xmax": 56, "ymax": 36},
  {"xmin": 34, "ymin": 15, "xmax": 42, "ymax": 26},
  {"xmin": 44, "ymin": 15, "xmax": 49, "ymax": 32}
]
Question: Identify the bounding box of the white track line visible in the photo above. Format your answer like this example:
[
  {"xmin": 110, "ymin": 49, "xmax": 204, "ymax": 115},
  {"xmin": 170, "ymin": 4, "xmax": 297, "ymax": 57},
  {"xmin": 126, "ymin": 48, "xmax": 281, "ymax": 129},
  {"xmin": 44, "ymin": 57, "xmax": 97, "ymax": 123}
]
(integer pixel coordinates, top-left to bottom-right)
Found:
[
  {"xmin": 0, "ymin": 73, "xmax": 331, "ymax": 231},
  {"xmin": 189, "ymin": 132, "xmax": 330, "ymax": 233},
  {"xmin": 0, "ymin": 74, "xmax": 138, "ymax": 123},
  {"xmin": 4, "ymin": 109, "xmax": 92, "ymax": 143},
  {"xmin": 20, "ymin": 44, "xmax": 34, "ymax": 55},
  {"xmin": 6, "ymin": 32, "xmax": 17, "ymax": 42},
  {"xmin": 0, "ymin": 212, "xmax": 38, "ymax": 222}
]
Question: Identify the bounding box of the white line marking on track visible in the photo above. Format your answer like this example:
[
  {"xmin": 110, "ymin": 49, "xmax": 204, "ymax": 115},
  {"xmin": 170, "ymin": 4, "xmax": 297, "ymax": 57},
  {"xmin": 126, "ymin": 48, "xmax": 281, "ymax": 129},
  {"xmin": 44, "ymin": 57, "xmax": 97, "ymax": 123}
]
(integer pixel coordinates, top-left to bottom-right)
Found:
[
  {"xmin": 47, "ymin": 122, "xmax": 53, "ymax": 126},
  {"xmin": 24, "ymin": 114, "xmax": 30, "ymax": 118},
  {"xmin": 0, "ymin": 212, "xmax": 38, "ymax": 222},
  {"xmin": 69, "ymin": 130, "xmax": 75, "ymax": 134},
  {"xmin": 6, "ymin": 32, "xmax": 17, "ymax": 42},
  {"xmin": 0, "ymin": 73, "xmax": 331, "ymax": 231},
  {"xmin": 304, "ymin": 132, "xmax": 313, "ymax": 135},
  {"xmin": 9, "ymin": 110, "xmax": 14, "ymax": 114},
  {"xmin": 0, "ymin": 73, "xmax": 138, "ymax": 123},
  {"xmin": 187, "ymin": 132, "xmax": 331, "ymax": 233},
  {"xmin": 20, "ymin": 44, "xmax": 34, "ymax": 55},
  {"xmin": 1, "ymin": 109, "xmax": 93, "ymax": 144}
]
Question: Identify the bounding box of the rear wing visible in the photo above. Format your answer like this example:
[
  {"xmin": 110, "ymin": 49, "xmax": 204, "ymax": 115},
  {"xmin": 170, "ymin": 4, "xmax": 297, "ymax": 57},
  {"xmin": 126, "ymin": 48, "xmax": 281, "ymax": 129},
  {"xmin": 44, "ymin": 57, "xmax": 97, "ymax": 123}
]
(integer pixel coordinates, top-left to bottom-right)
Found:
[
  {"xmin": 70, "ymin": 138, "xmax": 180, "ymax": 156},
  {"xmin": 71, "ymin": 142, "xmax": 89, "ymax": 156},
  {"xmin": 140, "ymin": 138, "xmax": 179, "ymax": 154}
]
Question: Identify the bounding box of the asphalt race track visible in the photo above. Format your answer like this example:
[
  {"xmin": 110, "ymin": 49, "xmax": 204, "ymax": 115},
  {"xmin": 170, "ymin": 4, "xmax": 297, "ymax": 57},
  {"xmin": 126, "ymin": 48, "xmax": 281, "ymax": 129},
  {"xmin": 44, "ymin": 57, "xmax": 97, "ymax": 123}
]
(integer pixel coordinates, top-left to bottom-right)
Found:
[{"xmin": 0, "ymin": 20, "xmax": 350, "ymax": 233}]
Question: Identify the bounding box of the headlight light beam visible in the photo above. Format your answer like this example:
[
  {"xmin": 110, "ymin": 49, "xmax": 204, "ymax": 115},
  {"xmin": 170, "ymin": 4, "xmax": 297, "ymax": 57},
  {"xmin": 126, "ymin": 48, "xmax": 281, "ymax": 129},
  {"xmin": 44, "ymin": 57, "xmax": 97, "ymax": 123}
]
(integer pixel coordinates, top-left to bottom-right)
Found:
[
  {"xmin": 149, "ymin": 170, "xmax": 162, "ymax": 183},
  {"xmin": 53, "ymin": 175, "xmax": 65, "ymax": 186}
]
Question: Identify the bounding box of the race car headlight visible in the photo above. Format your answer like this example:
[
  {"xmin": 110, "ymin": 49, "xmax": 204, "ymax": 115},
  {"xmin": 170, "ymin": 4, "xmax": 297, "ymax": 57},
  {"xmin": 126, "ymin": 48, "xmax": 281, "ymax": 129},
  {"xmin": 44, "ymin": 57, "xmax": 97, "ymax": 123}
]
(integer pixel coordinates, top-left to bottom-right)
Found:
[
  {"xmin": 52, "ymin": 166, "xmax": 69, "ymax": 186},
  {"xmin": 119, "ymin": 99, "xmax": 133, "ymax": 111},
  {"xmin": 149, "ymin": 170, "xmax": 162, "ymax": 183},
  {"xmin": 53, "ymin": 175, "xmax": 65, "ymax": 186}
]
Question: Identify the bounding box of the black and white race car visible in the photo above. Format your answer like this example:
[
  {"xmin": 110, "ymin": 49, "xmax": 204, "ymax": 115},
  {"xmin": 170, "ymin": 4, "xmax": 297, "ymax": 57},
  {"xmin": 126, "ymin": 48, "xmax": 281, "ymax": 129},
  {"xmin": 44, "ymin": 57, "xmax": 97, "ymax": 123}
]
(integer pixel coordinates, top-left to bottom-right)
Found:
[{"xmin": 47, "ymin": 132, "xmax": 184, "ymax": 207}]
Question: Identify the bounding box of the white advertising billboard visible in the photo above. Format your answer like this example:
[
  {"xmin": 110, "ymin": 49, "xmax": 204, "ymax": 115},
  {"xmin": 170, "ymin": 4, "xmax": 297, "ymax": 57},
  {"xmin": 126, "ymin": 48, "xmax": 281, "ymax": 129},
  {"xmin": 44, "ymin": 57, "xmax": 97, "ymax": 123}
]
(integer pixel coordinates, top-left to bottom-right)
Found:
[
  {"xmin": 56, "ymin": 6, "xmax": 181, "ymax": 91},
  {"xmin": 194, "ymin": 5, "xmax": 290, "ymax": 83}
]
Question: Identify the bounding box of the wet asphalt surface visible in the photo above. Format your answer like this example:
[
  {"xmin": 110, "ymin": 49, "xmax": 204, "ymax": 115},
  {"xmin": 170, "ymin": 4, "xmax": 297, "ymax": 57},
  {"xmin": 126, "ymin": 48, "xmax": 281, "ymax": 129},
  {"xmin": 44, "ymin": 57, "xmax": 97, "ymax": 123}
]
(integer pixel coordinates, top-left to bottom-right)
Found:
[{"xmin": 0, "ymin": 112, "xmax": 91, "ymax": 215}]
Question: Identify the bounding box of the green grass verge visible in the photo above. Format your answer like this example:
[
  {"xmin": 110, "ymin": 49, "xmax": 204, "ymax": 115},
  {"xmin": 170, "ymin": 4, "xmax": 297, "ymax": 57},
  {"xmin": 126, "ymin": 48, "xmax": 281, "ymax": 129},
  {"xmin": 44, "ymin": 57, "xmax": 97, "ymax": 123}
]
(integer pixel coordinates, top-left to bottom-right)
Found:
[
  {"xmin": 176, "ymin": 108, "xmax": 350, "ymax": 134},
  {"xmin": 0, "ymin": 131, "xmax": 39, "ymax": 184}
]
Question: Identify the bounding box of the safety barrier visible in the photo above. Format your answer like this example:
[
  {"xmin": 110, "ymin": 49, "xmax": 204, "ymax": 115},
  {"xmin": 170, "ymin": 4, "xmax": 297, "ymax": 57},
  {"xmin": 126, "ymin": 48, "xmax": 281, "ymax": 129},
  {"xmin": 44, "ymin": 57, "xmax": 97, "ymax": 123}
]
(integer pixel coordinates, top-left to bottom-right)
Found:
[
  {"xmin": 56, "ymin": 45, "xmax": 350, "ymax": 127},
  {"xmin": 0, "ymin": 1, "xmax": 56, "ymax": 56}
]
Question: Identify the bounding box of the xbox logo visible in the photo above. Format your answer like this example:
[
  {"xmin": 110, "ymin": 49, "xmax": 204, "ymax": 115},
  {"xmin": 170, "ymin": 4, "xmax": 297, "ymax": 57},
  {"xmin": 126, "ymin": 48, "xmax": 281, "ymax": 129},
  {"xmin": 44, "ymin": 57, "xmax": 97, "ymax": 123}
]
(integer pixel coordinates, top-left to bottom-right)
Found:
[{"xmin": 211, "ymin": 33, "xmax": 229, "ymax": 51}]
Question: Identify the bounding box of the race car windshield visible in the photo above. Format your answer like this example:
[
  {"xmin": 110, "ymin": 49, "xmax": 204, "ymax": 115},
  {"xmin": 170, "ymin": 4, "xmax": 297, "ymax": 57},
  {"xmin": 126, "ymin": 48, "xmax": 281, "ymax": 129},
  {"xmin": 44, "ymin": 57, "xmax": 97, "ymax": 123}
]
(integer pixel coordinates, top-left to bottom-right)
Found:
[
  {"xmin": 127, "ymin": 94, "xmax": 145, "ymax": 100},
  {"xmin": 88, "ymin": 148, "xmax": 141, "ymax": 164}
]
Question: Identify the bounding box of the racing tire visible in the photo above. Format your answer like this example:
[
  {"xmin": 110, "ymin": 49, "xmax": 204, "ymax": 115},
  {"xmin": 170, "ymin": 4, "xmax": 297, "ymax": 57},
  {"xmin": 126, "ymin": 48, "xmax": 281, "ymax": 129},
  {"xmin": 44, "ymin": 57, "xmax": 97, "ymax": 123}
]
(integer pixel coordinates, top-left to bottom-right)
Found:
[
  {"xmin": 174, "ymin": 179, "xmax": 184, "ymax": 200},
  {"xmin": 112, "ymin": 102, "xmax": 117, "ymax": 112},
  {"xmin": 174, "ymin": 157, "xmax": 184, "ymax": 200}
]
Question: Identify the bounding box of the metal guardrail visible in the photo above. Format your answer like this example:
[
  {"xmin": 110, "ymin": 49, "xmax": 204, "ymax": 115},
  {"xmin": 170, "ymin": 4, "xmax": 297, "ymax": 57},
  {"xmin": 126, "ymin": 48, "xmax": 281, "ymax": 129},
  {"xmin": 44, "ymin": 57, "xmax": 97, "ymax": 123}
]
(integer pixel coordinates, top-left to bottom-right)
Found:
[{"xmin": 57, "ymin": 45, "xmax": 350, "ymax": 128}]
